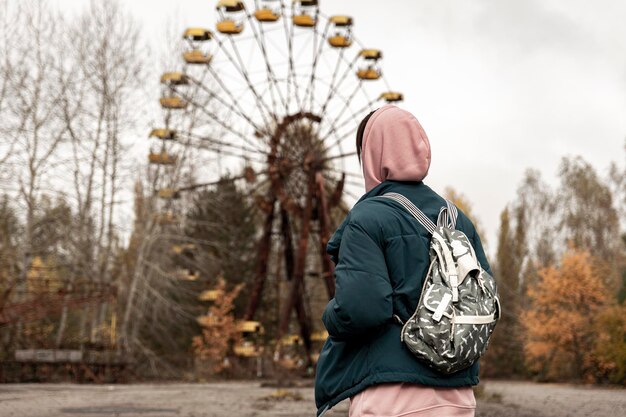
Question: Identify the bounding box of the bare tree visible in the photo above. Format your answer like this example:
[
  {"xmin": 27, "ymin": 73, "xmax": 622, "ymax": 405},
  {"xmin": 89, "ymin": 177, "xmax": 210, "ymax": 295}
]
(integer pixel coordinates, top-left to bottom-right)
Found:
[
  {"xmin": 55, "ymin": 0, "xmax": 149, "ymax": 347},
  {"xmin": 0, "ymin": 1, "xmax": 71, "ymax": 347}
]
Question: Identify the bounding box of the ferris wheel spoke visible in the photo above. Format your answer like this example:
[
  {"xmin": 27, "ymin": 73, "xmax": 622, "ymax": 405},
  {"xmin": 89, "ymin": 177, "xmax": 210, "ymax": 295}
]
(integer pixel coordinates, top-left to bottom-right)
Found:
[
  {"xmin": 325, "ymin": 165, "xmax": 363, "ymax": 180},
  {"xmin": 184, "ymin": 131, "xmax": 270, "ymax": 158},
  {"xmin": 245, "ymin": 11, "xmax": 289, "ymax": 117},
  {"xmin": 178, "ymin": 92, "xmax": 260, "ymax": 149},
  {"xmin": 298, "ymin": 18, "xmax": 330, "ymax": 112},
  {"xmin": 282, "ymin": 5, "xmax": 303, "ymax": 113},
  {"xmin": 318, "ymin": 82, "xmax": 358, "ymax": 144},
  {"xmin": 317, "ymin": 51, "xmax": 358, "ymax": 116},
  {"xmin": 321, "ymin": 150, "xmax": 357, "ymax": 164},
  {"xmin": 176, "ymin": 168, "xmax": 270, "ymax": 193},
  {"xmin": 317, "ymin": 82, "xmax": 362, "ymax": 140},
  {"xmin": 226, "ymin": 34, "xmax": 278, "ymax": 125},
  {"xmin": 188, "ymin": 75, "xmax": 264, "ymax": 138},
  {"xmin": 323, "ymin": 172, "xmax": 362, "ymax": 189},
  {"xmin": 213, "ymin": 36, "xmax": 276, "ymax": 128},
  {"xmin": 321, "ymin": 94, "xmax": 379, "ymax": 147},
  {"xmin": 186, "ymin": 85, "xmax": 266, "ymax": 156},
  {"xmin": 324, "ymin": 124, "xmax": 359, "ymax": 156}
]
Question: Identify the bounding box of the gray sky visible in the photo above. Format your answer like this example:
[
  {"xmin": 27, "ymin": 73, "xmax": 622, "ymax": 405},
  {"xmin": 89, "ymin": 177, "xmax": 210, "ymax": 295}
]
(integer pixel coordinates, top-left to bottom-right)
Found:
[{"xmin": 53, "ymin": 0, "xmax": 626, "ymax": 253}]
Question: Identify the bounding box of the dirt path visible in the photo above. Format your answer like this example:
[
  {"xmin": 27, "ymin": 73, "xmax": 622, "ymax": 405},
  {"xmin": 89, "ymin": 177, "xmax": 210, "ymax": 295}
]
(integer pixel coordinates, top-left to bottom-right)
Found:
[
  {"xmin": 477, "ymin": 380, "xmax": 626, "ymax": 417},
  {"xmin": 0, "ymin": 380, "xmax": 624, "ymax": 417}
]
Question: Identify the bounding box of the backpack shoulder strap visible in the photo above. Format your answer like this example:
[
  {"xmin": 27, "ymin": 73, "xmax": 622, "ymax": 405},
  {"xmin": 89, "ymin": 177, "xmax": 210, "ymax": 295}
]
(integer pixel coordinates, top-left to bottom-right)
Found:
[
  {"xmin": 380, "ymin": 192, "xmax": 437, "ymax": 234},
  {"xmin": 382, "ymin": 192, "xmax": 461, "ymax": 301},
  {"xmin": 437, "ymin": 200, "xmax": 458, "ymax": 229},
  {"xmin": 381, "ymin": 192, "xmax": 458, "ymax": 231}
]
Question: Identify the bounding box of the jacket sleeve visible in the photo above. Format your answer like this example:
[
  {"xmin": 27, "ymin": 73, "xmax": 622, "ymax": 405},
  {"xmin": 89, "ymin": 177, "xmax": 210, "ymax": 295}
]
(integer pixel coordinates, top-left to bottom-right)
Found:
[{"xmin": 322, "ymin": 220, "xmax": 393, "ymax": 340}]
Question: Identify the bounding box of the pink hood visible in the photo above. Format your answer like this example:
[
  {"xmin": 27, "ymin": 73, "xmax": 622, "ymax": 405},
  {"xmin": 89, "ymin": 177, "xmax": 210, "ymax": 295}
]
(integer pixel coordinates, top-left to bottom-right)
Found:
[{"xmin": 361, "ymin": 104, "xmax": 431, "ymax": 192}]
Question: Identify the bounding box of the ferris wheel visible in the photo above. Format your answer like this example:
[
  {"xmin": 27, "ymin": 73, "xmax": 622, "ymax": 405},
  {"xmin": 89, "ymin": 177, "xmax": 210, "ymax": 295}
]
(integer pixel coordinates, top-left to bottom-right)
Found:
[{"xmin": 149, "ymin": 0, "xmax": 403, "ymax": 366}]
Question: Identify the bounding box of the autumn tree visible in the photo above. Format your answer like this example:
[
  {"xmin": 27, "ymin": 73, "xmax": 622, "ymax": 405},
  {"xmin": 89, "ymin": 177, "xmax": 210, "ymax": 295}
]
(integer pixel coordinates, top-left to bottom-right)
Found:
[
  {"xmin": 522, "ymin": 248, "xmax": 609, "ymax": 382},
  {"xmin": 483, "ymin": 206, "xmax": 526, "ymax": 377},
  {"xmin": 192, "ymin": 277, "xmax": 244, "ymax": 374},
  {"xmin": 593, "ymin": 303, "xmax": 626, "ymax": 384}
]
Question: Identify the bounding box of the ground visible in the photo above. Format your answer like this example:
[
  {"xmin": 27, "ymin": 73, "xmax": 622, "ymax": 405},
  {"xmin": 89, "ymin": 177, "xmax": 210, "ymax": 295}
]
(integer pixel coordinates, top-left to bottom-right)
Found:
[{"xmin": 0, "ymin": 380, "xmax": 624, "ymax": 417}]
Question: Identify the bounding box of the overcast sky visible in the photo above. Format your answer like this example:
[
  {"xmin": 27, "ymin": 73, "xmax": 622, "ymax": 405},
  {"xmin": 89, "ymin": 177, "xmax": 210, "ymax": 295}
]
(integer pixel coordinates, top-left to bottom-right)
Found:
[{"xmin": 53, "ymin": 0, "xmax": 626, "ymax": 253}]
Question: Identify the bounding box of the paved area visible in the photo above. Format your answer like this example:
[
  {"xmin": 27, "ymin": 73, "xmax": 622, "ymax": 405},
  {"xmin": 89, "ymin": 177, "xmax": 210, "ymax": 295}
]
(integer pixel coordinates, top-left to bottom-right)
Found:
[
  {"xmin": 0, "ymin": 380, "xmax": 624, "ymax": 417},
  {"xmin": 477, "ymin": 380, "xmax": 626, "ymax": 417}
]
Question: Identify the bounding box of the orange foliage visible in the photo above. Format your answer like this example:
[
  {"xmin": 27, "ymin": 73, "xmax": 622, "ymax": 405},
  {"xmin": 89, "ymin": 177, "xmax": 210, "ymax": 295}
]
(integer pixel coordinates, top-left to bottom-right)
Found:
[
  {"xmin": 593, "ymin": 304, "xmax": 626, "ymax": 384},
  {"xmin": 192, "ymin": 277, "xmax": 243, "ymax": 374},
  {"xmin": 522, "ymin": 248, "xmax": 609, "ymax": 382}
]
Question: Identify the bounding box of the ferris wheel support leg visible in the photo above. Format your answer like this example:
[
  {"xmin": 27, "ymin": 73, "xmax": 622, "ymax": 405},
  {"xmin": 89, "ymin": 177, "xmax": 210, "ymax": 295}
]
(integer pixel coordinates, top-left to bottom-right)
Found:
[
  {"xmin": 244, "ymin": 194, "xmax": 277, "ymax": 321},
  {"xmin": 278, "ymin": 169, "xmax": 316, "ymax": 363},
  {"xmin": 328, "ymin": 173, "xmax": 346, "ymax": 209},
  {"xmin": 315, "ymin": 172, "xmax": 336, "ymax": 299},
  {"xmin": 280, "ymin": 208, "xmax": 295, "ymax": 282},
  {"xmin": 294, "ymin": 283, "xmax": 314, "ymax": 368},
  {"xmin": 279, "ymin": 205, "xmax": 313, "ymax": 368}
]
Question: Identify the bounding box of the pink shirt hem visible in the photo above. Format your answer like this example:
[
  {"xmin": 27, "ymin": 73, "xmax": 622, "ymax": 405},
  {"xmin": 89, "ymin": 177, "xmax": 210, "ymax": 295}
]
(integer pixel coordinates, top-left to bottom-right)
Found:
[{"xmin": 348, "ymin": 382, "xmax": 476, "ymax": 417}]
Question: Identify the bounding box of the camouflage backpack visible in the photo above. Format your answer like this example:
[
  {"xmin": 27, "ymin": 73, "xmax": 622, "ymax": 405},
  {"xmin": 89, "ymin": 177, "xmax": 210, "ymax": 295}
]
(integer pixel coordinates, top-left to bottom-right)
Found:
[{"xmin": 381, "ymin": 192, "xmax": 501, "ymax": 374}]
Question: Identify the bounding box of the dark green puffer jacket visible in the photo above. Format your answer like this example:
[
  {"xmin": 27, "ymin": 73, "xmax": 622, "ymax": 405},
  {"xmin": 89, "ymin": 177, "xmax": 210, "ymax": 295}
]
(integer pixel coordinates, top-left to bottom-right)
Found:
[{"xmin": 314, "ymin": 180, "xmax": 491, "ymax": 416}]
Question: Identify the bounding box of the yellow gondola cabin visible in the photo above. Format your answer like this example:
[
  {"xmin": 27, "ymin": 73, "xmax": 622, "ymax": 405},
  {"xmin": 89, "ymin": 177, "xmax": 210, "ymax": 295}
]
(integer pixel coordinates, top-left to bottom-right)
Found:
[
  {"xmin": 292, "ymin": 0, "xmax": 317, "ymax": 27},
  {"xmin": 183, "ymin": 50, "xmax": 212, "ymax": 65},
  {"xmin": 183, "ymin": 27, "xmax": 212, "ymax": 42},
  {"xmin": 153, "ymin": 211, "xmax": 179, "ymax": 225},
  {"xmin": 149, "ymin": 128, "xmax": 177, "ymax": 141},
  {"xmin": 216, "ymin": 0, "xmax": 245, "ymax": 34},
  {"xmin": 380, "ymin": 91, "xmax": 403, "ymax": 103},
  {"xmin": 171, "ymin": 243, "xmax": 196, "ymax": 255},
  {"xmin": 160, "ymin": 72, "xmax": 190, "ymax": 85},
  {"xmin": 160, "ymin": 72, "xmax": 189, "ymax": 109},
  {"xmin": 328, "ymin": 16, "xmax": 353, "ymax": 48},
  {"xmin": 254, "ymin": 0, "xmax": 281, "ymax": 22},
  {"xmin": 157, "ymin": 188, "xmax": 180, "ymax": 199},
  {"xmin": 198, "ymin": 289, "xmax": 223, "ymax": 301},
  {"xmin": 148, "ymin": 152, "xmax": 177, "ymax": 165},
  {"xmin": 279, "ymin": 334, "xmax": 302, "ymax": 346},
  {"xmin": 182, "ymin": 28, "xmax": 213, "ymax": 64},
  {"xmin": 237, "ymin": 321, "xmax": 263, "ymax": 334},
  {"xmin": 357, "ymin": 49, "xmax": 382, "ymax": 80},
  {"xmin": 233, "ymin": 341, "xmax": 262, "ymax": 357},
  {"xmin": 176, "ymin": 269, "xmax": 199, "ymax": 281}
]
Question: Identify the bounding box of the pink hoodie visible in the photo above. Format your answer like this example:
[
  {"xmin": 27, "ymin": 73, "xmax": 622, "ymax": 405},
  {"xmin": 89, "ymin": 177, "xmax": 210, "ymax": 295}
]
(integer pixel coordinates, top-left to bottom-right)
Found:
[{"xmin": 361, "ymin": 104, "xmax": 431, "ymax": 192}]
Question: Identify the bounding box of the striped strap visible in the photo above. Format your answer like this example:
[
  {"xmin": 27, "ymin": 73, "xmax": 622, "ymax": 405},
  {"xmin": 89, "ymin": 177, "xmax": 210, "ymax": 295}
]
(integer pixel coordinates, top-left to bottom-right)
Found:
[
  {"xmin": 381, "ymin": 192, "xmax": 458, "ymax": 234},
  {"xmin": 381, "ymin": 192, "xmax": 437, "ymax": 234},
  {"xmin": 437, "ymin": 200, "xmax": 458, "ymax": 229}
]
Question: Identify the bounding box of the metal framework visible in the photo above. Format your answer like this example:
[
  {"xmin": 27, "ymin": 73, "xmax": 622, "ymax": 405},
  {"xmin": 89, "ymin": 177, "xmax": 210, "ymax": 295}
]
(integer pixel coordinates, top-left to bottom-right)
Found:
[{"xmin": 150, "ymin": 0, "xmax": 403, "ymax": 368}]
